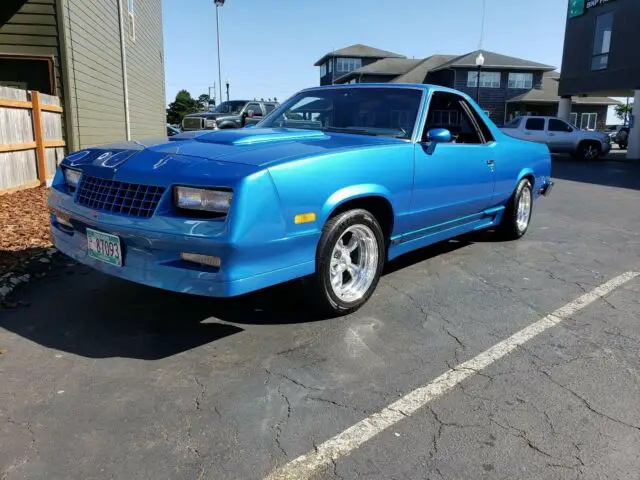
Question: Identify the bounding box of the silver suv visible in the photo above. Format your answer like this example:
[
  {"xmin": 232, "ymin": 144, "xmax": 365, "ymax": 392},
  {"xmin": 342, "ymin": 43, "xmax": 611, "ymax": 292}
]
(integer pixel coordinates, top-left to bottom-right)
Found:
[{"xmin": 501, "ymin": 116, "xmax": 611, "ymax": 160}]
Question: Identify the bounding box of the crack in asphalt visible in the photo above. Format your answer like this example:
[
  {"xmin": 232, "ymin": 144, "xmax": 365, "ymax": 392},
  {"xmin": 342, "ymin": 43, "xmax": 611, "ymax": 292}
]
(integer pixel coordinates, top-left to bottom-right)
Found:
[
  {"xmin": 265, "ymin": 368, "xmax": 321, "ymax": 392},
  {"xmin": 307, "ymin": 396, "xmax": 368, "ymax": 415},
  {"xmin": 489, "ymin": 417, "xmax": 558, "ymax": 460},
  {"xmin": 541, "ymin": 370, "xmax": 640, "ymax": 432},
  {"xmin": 1, "ymin": 418, "xmax": 38, "ymax": 480}
]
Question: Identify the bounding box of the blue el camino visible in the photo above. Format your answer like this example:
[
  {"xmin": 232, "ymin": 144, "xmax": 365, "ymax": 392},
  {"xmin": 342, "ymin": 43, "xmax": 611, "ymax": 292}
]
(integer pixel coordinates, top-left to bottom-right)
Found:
[{"xmin": 49, "ymin": 84, "xmax": 552, "ymax": 315}]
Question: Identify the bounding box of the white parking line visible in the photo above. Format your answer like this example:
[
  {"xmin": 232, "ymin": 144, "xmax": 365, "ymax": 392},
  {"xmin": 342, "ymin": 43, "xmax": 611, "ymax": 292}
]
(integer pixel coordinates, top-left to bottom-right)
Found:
[{"xmin": 265, "ymin": 271, "xmax": 639, "ymax": 480}]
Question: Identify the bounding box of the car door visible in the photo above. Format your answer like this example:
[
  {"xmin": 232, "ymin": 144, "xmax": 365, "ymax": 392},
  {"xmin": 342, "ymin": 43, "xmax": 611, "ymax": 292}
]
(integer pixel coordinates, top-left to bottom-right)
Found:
[
  {"xmin": 244, "ymin": 103, "xmax": 264, "ymax": 126},
  {"xmin": 521, "ymin": 117, "xmax": 548, "ymax": 145},
  {"xmin": 410, "ymin": 91, "xmax": 496, "ymax": 234},
  {"xmin": 546, "ymin": 118, "xmax": 575, "ymax": 152}
]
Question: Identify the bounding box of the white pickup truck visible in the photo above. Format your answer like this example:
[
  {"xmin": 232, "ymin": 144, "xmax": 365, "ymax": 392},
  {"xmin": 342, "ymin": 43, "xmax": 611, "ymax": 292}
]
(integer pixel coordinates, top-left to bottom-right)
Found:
[{"xmin": 501, "ymin": 116, "xmax": 611, "ymax": 160}]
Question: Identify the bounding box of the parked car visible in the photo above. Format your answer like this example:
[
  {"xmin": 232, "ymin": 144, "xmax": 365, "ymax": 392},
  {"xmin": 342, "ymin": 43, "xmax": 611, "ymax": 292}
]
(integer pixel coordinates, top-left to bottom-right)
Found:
[
  {"xmin": 182, "ymin": 100, "xmax": 279, "ymax": 131},
  {"xmin": 48, "ymin": 84, "xmax": 552, "ymax": 315},
  {"xmin": 167, "ymin": 124, "xmax": 181, "ymax": 137},
  {"xmin": 614, "ymin": 126, "xmax": 629, "ymax": 149},
  {"xmin": 501, "ymin": 116, "xmax": 611, "ymax": 160}
]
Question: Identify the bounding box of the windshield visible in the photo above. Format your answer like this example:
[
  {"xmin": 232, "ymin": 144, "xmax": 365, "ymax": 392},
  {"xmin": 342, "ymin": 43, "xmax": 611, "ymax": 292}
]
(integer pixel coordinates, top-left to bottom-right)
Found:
[
  {"xmin": 212, "ymin": 101, "xmax": 246, "ymax": 114},
  {"xmin": 259, "ymin": 87, "xmax": 423, "ymax": 139}
]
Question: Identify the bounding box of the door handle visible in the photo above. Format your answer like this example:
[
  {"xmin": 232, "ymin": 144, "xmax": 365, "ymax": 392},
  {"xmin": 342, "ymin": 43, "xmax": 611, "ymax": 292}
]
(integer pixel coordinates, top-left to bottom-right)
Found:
[{"xmin": 486, "ymin": 159, "xmax": 495, "ymax": 166}]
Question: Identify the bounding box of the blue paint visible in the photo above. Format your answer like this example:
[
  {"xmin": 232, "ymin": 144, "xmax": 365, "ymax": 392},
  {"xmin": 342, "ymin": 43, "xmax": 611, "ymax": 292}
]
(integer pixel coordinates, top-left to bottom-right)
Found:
[{"xmin": 49, "ymin": 84, "xmax": 551, "ymax": 298}]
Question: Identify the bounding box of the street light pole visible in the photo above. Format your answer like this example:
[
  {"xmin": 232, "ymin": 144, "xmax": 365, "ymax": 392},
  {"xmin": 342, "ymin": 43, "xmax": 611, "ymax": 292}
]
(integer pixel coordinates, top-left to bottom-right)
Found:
[
  {"xmin": 475, "ymin": 52, "xmax": 485, "ymax": 106},
  {"xmin": 214, "ymin": 0, "xmax": 225, "ymax": 105}
]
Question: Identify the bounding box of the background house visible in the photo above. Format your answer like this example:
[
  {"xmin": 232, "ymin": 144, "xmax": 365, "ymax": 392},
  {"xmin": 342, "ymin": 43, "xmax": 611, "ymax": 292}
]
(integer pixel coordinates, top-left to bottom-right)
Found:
[
  {"xmin": 560, "ymin": 0, "xmax": 639, "ymax": 159},
  {"xmin": 0, "ymin": 0, "xmax": 166, "ymax": 152},
  {"xmin": 316, "ymin": 44, "xmax": 617, "ymax": 128}
]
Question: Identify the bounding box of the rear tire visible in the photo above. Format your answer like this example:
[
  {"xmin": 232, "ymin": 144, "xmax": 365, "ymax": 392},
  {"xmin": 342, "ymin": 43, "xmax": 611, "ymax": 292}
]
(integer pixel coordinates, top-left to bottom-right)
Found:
[
  {"xmin": 312, "ymin": 209, "xmax": 385, "ymax": 316},
  {"xmin": 497, "ymin": 178, "xmax": 533, "ymax": 240}
]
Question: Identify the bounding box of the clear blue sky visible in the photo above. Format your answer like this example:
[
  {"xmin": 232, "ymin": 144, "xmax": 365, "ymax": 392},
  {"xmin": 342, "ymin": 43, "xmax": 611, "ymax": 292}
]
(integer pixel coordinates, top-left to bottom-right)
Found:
[{"xmin": 162, "ymin": 0, "xmax": 570, "ymax": 104}]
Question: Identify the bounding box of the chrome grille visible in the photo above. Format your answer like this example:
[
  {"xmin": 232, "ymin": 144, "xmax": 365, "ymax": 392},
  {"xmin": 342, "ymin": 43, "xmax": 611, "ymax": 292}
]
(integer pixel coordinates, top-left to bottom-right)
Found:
[{"xmin": 76, "ymin": 176, "xmax": 165, "ymax": 218}]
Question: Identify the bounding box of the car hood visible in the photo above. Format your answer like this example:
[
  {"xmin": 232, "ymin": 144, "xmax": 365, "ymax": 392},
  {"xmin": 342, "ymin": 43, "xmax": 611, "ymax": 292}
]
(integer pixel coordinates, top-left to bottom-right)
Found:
[{"xmin": 63, "ymin": 128, "xmax": 406, "ymax": 173}]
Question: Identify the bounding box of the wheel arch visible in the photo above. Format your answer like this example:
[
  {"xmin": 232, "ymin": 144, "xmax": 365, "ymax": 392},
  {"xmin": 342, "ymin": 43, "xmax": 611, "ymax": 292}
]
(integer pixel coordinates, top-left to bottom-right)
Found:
[{"xmin": 322, "ymin": 186, "xmax": 395, "ymax": 242}]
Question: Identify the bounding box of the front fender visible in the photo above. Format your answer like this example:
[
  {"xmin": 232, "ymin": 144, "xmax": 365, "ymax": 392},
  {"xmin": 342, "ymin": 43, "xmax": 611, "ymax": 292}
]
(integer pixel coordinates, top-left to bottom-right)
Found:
[{"xmin": 321, "ymin": 184, "xmax": 393, "ymax": 222}]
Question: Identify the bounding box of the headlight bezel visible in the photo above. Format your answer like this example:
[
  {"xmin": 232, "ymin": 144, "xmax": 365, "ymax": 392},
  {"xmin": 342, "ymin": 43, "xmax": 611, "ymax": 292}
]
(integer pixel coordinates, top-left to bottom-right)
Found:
[
  {"xmin": 174, "ymin": 186, "xmax": 233, "ymax": 215},
  {"xmin": 63, "ymin": 166, "xmax": 82, "ymax": 190}
]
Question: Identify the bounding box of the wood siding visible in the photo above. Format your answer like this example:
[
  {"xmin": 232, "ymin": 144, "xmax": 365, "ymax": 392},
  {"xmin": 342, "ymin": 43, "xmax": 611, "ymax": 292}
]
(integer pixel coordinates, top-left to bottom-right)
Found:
[
  {"xmin": 60, "ymin": 0, "xmax": 126, "ymax": 150},
  {"xmin": 0, "ymin": 0, "xmax": 63, "ymax": 97},
  {"xmin": 60, "ymin": 0, "xmax": 164, "ymax": 150},
  {"xmin": 125, "ymin": 0, "xmax": 165, "ymax": 140}
]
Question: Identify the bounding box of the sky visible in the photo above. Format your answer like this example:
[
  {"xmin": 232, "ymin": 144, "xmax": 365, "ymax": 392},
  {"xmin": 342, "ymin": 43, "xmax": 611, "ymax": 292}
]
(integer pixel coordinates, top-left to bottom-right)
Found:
[{"xmin": 160, "ymin": 0, "xmax": 620, "ymax": 124}]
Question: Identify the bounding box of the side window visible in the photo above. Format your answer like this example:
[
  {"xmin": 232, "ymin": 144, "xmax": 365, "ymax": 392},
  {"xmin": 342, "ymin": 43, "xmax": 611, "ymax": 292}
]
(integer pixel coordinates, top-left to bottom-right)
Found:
[
  {"xmin": 548, "ymin": 119, "xmax": 573, "ymax": 132},
  {"xmin": 503, "ymin": 118, "xmax": 522, "ymax": 129},
  {"xmin": 525, "ymin": 118, "xmax": 545, "ymax": 131},
  {"xmin": 246, "ymin": 103, "xmax": 262, "ymax": 117},
  {"xmin": 423, "ymin": 92, "xmax": 490, "ymax": 145},
  {"xmin": 264, "ymin": 104, "xmax": 276, "ymax": 114}
]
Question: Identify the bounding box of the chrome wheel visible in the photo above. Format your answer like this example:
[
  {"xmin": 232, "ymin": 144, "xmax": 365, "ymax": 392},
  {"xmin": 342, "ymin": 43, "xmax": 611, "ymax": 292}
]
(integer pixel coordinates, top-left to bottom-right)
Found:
[
  {"xmin": 329, "ymin": 224, "xmax": 379, "ymax": 303},
  {"xmin": 516, "ymin": 186, "xmax": 532, "ymax": 233}
]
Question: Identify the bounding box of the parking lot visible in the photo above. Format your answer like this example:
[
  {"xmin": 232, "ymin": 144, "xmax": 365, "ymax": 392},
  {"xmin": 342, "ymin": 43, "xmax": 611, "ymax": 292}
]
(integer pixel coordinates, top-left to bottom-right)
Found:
[{"xmin": 1, "ymin": 157, "xmax": 640, "ymax": 480}]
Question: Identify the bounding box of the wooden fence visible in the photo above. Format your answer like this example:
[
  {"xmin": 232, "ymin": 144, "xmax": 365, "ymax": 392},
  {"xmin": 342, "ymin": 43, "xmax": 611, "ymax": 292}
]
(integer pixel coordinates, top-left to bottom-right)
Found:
[{"xmin": 0, "ymin": 86, "xmax": 66, "ymax": 193}]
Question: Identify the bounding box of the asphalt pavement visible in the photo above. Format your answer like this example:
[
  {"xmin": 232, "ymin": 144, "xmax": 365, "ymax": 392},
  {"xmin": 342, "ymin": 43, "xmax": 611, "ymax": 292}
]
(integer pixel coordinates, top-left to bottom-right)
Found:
[{"xmin": 1, "ymin": 156, "xmax": 640, "ymax": 480}]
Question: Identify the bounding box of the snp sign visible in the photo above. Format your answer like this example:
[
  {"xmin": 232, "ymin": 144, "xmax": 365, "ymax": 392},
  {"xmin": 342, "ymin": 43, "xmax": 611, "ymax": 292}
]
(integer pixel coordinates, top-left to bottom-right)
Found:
[{"xmin": 569, "ymin": 0, "xmax": 615, "ymax": 18}]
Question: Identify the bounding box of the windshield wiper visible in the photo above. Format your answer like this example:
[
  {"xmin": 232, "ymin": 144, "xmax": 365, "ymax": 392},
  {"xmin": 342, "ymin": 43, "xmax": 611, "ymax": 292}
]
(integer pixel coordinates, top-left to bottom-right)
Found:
[{"xmin": 321, "ymin": 126, "xmax": 378, "ymax": 136}]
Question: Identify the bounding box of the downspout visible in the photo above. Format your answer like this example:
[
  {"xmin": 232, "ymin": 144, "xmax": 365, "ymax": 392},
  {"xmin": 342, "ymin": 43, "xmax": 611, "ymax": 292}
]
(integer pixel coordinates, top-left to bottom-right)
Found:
[{"xmin": 117, "ymin": 0, "xmax": 131, "ymax": 141}]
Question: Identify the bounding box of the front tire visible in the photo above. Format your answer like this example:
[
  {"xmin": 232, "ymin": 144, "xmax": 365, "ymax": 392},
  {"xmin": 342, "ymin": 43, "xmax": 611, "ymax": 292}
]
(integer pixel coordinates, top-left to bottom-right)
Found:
[
  {"xmin": 313, "ymin": 209, "xmax": 385, "ymax": 316},
  {"xmin": 498, "ymin": 178, "xmax": 533, "ymax": 240},
  {"xmin": 575, "ymin": 141, "xmax": 601, "ymax": 161}
]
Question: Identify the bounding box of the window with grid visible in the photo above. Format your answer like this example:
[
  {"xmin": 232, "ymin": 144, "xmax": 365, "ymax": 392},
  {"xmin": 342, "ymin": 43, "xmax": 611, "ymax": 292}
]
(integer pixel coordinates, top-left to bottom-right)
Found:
[
  {"xmin": 508, "ymin": 73, "xmax": 533, "ymax": 89},
  {"xmin": 320, "ymin": 63, "xmax": 327, "ymax": 77},
  {"xmin": 336, "ymin": 58, "xmax": 362, "ymax": 72},
  {"xmin": 467, "ymin": 71, "xmax": 501, "ymax": 88}
]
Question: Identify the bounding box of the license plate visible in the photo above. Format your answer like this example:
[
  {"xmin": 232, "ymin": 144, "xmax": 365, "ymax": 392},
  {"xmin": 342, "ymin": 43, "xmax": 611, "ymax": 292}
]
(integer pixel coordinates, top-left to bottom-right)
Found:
[{"xmin": 86, "ymin": 228, "xmax": 122, "ymax": 267}]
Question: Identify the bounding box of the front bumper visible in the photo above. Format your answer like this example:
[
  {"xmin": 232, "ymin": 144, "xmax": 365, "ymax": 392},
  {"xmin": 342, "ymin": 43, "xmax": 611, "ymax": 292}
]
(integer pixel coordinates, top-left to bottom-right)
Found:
[{"xmin": 49, "ymin": 192, "xmax": 317, "ymax": 298}]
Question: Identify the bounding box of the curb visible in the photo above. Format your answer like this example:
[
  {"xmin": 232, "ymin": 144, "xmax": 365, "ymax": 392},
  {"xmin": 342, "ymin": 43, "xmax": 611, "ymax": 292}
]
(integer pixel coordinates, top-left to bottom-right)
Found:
[{"xmin": 0, "ymin": 247, "xmax": 59, "ymax": 307}]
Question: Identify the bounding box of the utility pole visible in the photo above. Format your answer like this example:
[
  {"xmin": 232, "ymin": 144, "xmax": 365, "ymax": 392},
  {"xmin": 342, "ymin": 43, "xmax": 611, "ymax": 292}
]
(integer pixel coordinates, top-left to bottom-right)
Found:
[{"xmin": 214, "ymin": 0, "xmax": 225, "ymax": 105}]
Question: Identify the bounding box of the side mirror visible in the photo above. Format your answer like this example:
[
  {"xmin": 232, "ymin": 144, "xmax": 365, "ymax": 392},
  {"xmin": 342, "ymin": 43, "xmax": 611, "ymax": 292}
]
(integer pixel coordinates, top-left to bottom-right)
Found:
[{"xmin": 427, "ymin": 128, "xmax": 452, "ymax": 143}]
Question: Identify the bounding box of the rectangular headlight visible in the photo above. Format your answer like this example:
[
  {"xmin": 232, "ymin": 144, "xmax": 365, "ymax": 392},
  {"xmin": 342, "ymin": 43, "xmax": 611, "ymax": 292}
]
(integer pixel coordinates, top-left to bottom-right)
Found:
[
  {"xmin": 63, "ymin": 167, "xmax": 81, "ymax": 188},
  {"xmin": 174, "ymin": 186, "xmax": 232, "ymax": 213},
  {"xmin": 205, "ymin": 119, "xmax": 217, "ymax": 128}
]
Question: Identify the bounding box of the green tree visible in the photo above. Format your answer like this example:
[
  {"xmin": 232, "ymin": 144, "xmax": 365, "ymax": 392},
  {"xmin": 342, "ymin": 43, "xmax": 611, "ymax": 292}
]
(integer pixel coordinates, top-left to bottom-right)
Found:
[
  {"xmin": 615, "ymin": 102, "xmax": 633, "ymax": 125},
  {"xmin": 166, "ymin": 90, "xmax": 201, "ymax": 125},
  {"xmin": 198, "ymin": 94, "xmax": 212, "ymax": 109}
]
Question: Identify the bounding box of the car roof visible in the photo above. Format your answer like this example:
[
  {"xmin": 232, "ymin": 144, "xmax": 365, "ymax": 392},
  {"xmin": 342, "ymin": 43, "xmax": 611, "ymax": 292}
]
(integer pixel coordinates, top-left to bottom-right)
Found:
[{"xmin": 300, "ymin": 82, "xmax": 476, "ymax": 102}]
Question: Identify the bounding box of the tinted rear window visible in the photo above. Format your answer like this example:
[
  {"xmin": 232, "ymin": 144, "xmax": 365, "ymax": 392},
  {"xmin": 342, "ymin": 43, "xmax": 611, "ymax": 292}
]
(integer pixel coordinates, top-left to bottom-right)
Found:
[{"xmin": 525, "ymin": 118, "xmax": 545, "ymax": 131}]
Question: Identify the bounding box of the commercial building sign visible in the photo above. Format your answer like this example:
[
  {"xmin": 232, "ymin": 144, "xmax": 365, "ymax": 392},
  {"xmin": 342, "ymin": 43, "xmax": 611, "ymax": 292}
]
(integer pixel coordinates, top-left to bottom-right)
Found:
[{"xmin": 569, "ymin": 0, "xmax": 615, "ymax": 18}]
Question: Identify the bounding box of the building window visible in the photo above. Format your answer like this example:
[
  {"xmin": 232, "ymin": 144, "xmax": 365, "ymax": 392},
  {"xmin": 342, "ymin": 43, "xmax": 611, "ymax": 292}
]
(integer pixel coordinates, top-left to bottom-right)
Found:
[
  {"xmin": 432, "ymin": 110, "xmax": 460, "ymax": 125},
  {"xmin": 328, "ymin": 60, "xmax": 332, "ymax": 73},
  {"xmin": 320, "ymin": 63, "xmax": 327, "ymax": 77},
  {"xmin": 591, "ymin": 12, "xmax": 613, "ymax": 71},
  {"xmin": 570, "ymin": 112, "xmax": 578, "ymax": 126},
  {"xmin": 336, "ymin": 58, "xmax": 361, "ymax": 72},
  {"xmin": 580, "ymin": 112, "xmax": 597, "ymax": 130},
  {"xmin": 467, "ymin": 71, "xmax": 501, "ymax": 88},
  {"xmin": 128, "ymin": 0, "xmax": 134, "ymax": 12},
  {"xmin": 508, "ymin": 73, "xmax": 533, "ymax": 89}
]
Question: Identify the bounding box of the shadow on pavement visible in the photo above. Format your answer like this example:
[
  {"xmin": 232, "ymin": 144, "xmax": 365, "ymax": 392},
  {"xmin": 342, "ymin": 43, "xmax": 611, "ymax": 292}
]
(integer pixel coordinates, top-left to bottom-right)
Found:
[
  {"xmin": 0, "ymin": 235, "xmax": 480, "ymax": 360},
  {"xmin": 552, "ymin": 154, "xmax": 640, "ymax": 191}
]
